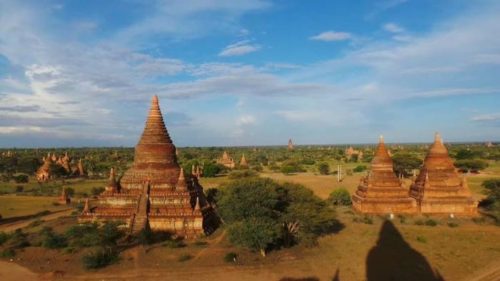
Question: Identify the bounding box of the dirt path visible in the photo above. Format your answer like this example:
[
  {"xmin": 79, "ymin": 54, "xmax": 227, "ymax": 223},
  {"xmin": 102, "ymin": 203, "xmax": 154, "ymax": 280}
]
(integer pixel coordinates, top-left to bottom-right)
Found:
[
  {"xmin": 0, "ymin": 260, "xmax": 38, "ymax": 281},
  {"xmin": 0, "ymin": 209, "xmax": 73, "ymax": 232},
  {"xmin": 193, "ymin": 230, "xmax": 227, "ymax": 260}
]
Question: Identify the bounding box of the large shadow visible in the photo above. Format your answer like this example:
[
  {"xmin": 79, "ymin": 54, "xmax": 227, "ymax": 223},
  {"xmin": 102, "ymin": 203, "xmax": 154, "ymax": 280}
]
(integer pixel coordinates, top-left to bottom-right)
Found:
[{"xmin": 366, "ymin": 220, "xmax": 444, "ymax": 281}]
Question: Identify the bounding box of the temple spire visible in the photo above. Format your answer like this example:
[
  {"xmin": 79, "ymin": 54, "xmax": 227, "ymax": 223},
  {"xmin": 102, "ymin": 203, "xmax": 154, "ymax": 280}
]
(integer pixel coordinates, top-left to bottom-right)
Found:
[
  {"xmin": 176, "ymin": 168, "xmax": 187, "ymax": 191},
  {"xmin": 82, "ymin": 198, "xmax": 90, "ymax": 214},
  {"xmin": 194, "ymin": 196, "xmax": 201, "ymax": 212}
]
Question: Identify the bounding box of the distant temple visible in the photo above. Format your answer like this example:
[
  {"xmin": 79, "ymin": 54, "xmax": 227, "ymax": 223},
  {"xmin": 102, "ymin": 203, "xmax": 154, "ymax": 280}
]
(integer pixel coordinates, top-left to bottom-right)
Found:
[
  {"xmin": 58, "ymin": 187, "xmax": 71, "ymax": 205},
  {"xmin": 35, "ymin": 152, "xmax": 85, "ymax": 182},
  {"xmin": 79, "ymin": 96, "xmax": 213, "ymax": 237},
  {"xmin": 239, "ymin": 154, "xmax": 248, "ymax": 168},
  {"xmin": 217, "ymin": 151, "xmax": 235, "ymax": 169},
  {"xmin": 288, "ymin": 138, "xmax": 294, "ymax": 151},
  {"xmin": 409, "ymin": 133, "xmax": 477, "ymax": 215},
  {"xmin": 345, "ymin": 146, "xmax": 363, "ymax": 161},
  {"xmin": 352, "ymin": 136, "xmax": 417, "ymax": 214}
]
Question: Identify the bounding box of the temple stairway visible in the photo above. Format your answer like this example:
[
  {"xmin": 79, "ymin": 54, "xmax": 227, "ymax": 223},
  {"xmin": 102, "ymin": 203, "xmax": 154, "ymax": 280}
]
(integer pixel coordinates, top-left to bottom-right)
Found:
[{"xmin": 130, "ymin": 193, "xmax": 149, "ymax": 235}]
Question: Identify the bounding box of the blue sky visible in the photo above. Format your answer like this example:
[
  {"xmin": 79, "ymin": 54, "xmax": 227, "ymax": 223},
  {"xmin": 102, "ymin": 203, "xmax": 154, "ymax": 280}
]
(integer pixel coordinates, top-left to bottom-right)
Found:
[{"xmin": 0, "ymin": 0, "xmax": 499, "ymax": 147}]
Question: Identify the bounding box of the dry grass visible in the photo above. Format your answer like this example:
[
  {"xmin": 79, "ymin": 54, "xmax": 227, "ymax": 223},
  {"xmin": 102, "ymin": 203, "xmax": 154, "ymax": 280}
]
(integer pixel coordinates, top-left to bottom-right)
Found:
[{"xmin": 0, "ymin": 195, "xmax": 67, "ymax": 218}]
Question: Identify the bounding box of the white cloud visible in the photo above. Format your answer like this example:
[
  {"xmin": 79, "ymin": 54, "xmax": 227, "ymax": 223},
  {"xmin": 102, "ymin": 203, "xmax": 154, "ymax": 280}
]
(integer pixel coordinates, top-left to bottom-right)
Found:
[
  {"xmin": 471, "ymin": 113, "xmax": 500, "ymax": 122},
  {"xmin": 383, "ymin": 23, "xmax": 404, "ymax": 33},
  {"xmin": 309, "ymin": 31, "xmax": 351, "ymax": 42},
  {"xmin": 236, "ymin": 115, "xmax": 256, "ymax": 126},
  {"xmin": 219, "ymin": 41, "xmax": 261, "ymax": 57}
]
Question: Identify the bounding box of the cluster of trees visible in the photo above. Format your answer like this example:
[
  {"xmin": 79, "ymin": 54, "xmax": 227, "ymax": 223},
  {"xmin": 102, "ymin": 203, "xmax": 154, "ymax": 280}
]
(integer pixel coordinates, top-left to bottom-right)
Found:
[
  {"xmin": 481, "ymin": 179, "xmax": 500, "ymax": 224},
  {"xmin": 214, "ymin": 178, "xmax": 342, "ymax": 256}
]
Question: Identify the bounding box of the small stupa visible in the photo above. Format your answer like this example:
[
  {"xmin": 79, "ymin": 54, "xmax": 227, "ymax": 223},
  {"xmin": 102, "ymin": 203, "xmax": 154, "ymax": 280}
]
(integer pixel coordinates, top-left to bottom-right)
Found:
[
  {"xmin": 409, "ymin": 133, "xmax": 477, "ymax": 215},
  {"xmin": 352, "ymin": 136, "xmax": 417, "ymax": 214},
  {"xmin": 239, "ymin": 154, "xmax": 249, "ymax": 168}
]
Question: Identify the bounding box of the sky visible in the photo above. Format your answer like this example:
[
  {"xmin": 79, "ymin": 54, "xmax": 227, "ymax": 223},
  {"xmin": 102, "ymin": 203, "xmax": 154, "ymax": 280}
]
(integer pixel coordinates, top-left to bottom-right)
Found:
[{"xmin": 0, "ymin": 0, "xmax": 499, "ymax": 147}]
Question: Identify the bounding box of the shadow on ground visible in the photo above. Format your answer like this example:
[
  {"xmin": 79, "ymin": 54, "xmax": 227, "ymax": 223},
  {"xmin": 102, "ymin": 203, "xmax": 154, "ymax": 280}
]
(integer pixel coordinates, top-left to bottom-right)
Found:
[{"xmin": 365, "ymin": 220, "xmax": 445, "ymax": 281}]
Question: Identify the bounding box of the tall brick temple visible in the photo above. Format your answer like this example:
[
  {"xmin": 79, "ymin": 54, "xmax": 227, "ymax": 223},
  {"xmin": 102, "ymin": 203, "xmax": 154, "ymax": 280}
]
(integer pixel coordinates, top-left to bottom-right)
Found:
[{"xmin": 79, "ymin": 95, "xmax": 213, "ymax": 237}]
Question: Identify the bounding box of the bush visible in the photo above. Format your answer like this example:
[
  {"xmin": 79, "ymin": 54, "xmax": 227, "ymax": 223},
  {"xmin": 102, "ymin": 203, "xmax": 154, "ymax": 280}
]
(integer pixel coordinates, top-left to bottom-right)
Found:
[
  {"xmin": 353, "ymin": 165, "xmax": 367, "ymax": 173},
  {"xmin": 224, "ymin": 252, "xmax": 238, "ymax": 263},
  {"xmin": 162, "ymin": 239, "xmax": 186, "ymax": 248},
  {"xmin": 9, "ymin": 229, "xmax": 30, "ymax": 249},
  {"xmin": 414, "ymin": 219, "xmax": 424, "ymax": 226},
  {"xmin": 416, "ymin": 236, "xmax": 427, "ymax": 243},
  {"xmin": 228, "ymin": 170, "xmax": 257, "ymax": 179},
  {"xmin": 447, "ymin": 222, "xmax": 459, "ymax": 228},
  {"xmin": 317, "ymin": 162, "xmax": 330, "ymax": 175},
  {"xmin": 1, "ymin": 249, "xmax": 15, "ymax": 258},
  {"xmin": 178, "ymin": 254, "xmax": 192, "ymax": 262},
  {"xmin": 82, "ymin": 247, "xmax": 119, "ymax": 270},
  {"xmin": 0, "ymin": 232, "xmax": 10, "ymax": 245},
  {"xmin": 41, "ymin": 228, "xmax": 67, "ymax": 249},
  {"xmin": 15, "ymin": 185, "xmax": 24, "ymax": 193},
  {"xmin": 328, "ymin": 188, "xmax": 352, "ymax": 206},
  {"xmin": 13, "ymin": 174, "xmax": 29, "ymax": 183},
  {"xmin": 424, "ymin": 219, "xmax": 438, "ymax": 227},
  {"xmin": 202, "ymin": 162, "xmax": 224, "ymax": 177}
]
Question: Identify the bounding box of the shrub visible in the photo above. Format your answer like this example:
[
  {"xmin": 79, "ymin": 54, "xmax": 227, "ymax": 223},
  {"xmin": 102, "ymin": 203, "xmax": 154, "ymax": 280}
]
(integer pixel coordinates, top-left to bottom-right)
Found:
[
  {"xmin": 162, "ymin": 239, "xmax": 186, "ymax": 248},
  {"xmin": 353, "ymin": 165, "xmax": 367, "ymax": 173},
  {"xmin": 9, "ymin": 229, "xmax": 30, "ymax": 249},
  {"xmin": 228, "ymin": 170, "xmax": 257, "ymax": 179},
  {"xmin": 424, "ymin": 219, "xmax": 438, "ymax": 227},
  {"xmin": 15, "ymin": 185, "xmax": 24, "ymax": 192},
  {"xmin": 13, "ymin": 174, "xmax": 29, "ymax": 183},
  {"xmin": 0, "ymin": 232, "xmax": 10, "ymax": 245},
  {"xmin": 224, "ymin": 252, "xmax": 238, "ymax": 263},
  {"xmin": 41, "ymin": 228, "xmax": 67, "ymax": 249},
  {"xmin": 317, "ymin": 162, "xmax": 330, "ymax": 175},
  {"xmin": 414, "ymin": 219, "xmax": 424, "ymax": 226},
  {"xmin": 1, "ymin": 248, "xmax": 15, "ymax": 258},
  {"xmin": 447, "ymin": 222, "xmax": 459, "ymax": 228},
  {"xmin": 416, "ymin": 236, "xmax": 427, "ymax": 243},
  {"xmin": 398, "ymin": 215, "xmax": 407, "ymax": 224},
  {"xmin": 82, "ymin": 248, "xmax": 119, "ymax": 270},
  {"xmin": 328, "ymin": 188, "xmax": 352, "ymax": 206},
  {"xmin": 178, "ymin": 254, "xmax": 192, "ymax": 262}
]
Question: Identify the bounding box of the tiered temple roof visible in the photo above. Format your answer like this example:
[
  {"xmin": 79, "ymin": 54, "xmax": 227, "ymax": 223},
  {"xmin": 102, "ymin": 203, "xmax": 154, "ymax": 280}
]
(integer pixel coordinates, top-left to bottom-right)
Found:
[
  {"xmin": 410, "ymin": 133, "xmax": 477, "ymax": 215},
  {"xmin": 352, "ymin": 136, "xmax": 417, "ymax": 214},
  {"xmin": 217, "ymin": 151, "xmax": 235, "ymax": 169},
  {"xmin": 79, "ymin": 96, "xmax": 207, "ymax": 237}
]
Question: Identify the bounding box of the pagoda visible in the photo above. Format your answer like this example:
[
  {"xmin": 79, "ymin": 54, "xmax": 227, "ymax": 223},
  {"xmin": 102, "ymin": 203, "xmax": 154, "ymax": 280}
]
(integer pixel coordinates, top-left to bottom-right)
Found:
[
  {"xmin": 409, "ymin": 133, "xmax": 477, "ymax": 215},
  {"xmin": 288, "ymin": 138, "xmax": 294, "ymax": 151},
  {"xmin": 79, "ymin": 96, "xmax": 206, "ymax": 237},
  {"xmin": 239, "ymin": 154, "xmax": 248, "ymax": 168},
  {"xmin": 352, "ymin": 136, "xmax": 417, "ymax": 214},
  {"xmin": 217, "ymin": 151, "xmax": 235, "ymax": 169}
]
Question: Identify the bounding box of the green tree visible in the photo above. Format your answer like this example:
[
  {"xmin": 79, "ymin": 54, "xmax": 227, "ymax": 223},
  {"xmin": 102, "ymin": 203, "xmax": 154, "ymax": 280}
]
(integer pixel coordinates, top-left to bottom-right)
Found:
[
  {"xmin": 328, "ymin": 188, "xmax": 352, "ymax": 206},
  {"xmin": 317, "ymin": 162, "xmax": 330, "ymax": 175},
  {"xmin": 353, "ymin": 165, "xmax": 367, "ymax": 173},
  {"xmin": 455, "ymin": 159, "xmax": 489, "ymax": 173},
  {"xmin": 392, "ymin": 153, "xmax": 423, "ymax": 177},
  {"xmin": 227, "ymin": 217, "xmax": 279, "ymax": 257}
]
